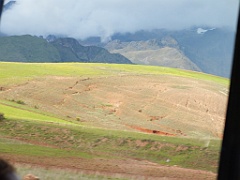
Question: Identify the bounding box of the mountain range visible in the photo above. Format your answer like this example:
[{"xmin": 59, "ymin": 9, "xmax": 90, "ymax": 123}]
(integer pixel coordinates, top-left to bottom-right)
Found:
[
  {"xmin": 0, "ymin": 27, "xmax": 234, "ymax": 78},
  {"xmin": 0, "ymin": 35, "xmax": 132, "ymax": 64},
  {"xmin": 81, "ymin": 28, "xmax": 235, "ymax": 78},
  {"xmin": 104, "ymin": 38, "xmax": 201, "ymax": 72}
]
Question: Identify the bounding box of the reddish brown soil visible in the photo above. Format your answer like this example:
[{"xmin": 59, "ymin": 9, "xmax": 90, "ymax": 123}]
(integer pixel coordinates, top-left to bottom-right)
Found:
[{"xmin": 129, "ymin": 125, "xmax": 176, "ymax": 136}]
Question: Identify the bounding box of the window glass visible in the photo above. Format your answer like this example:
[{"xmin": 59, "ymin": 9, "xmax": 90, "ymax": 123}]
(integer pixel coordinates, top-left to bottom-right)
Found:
[{"xmin": 0, "ymin": 1, "xmax": 239, "ymax": 179}]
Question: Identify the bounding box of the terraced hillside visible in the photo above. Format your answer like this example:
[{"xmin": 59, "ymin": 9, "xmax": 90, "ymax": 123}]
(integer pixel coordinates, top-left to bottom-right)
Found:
[{"xmin": 0, "ymin": 62, "xmax": 228, "ymax": 179}]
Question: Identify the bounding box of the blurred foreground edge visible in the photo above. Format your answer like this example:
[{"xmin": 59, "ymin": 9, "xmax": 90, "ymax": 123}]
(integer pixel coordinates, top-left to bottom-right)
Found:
[{"xmin": 0, "ymin": 0, "xmax": 4, "ymax": 21}]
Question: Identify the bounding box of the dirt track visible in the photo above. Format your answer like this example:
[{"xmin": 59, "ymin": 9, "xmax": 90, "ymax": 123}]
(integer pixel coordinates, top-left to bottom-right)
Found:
[{"xmin": 2, "ymin": 154, "xmax": 216, "ymax": 180}]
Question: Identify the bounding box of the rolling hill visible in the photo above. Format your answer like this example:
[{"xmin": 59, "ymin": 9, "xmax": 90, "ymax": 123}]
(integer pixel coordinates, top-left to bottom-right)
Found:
[
  {"xmin": 0, "ymin": 62, "xmax": 228, "ymax": 139},
  {"xmin": 0, "ymin": 62, "xmax": 228, "ymax": 179}
]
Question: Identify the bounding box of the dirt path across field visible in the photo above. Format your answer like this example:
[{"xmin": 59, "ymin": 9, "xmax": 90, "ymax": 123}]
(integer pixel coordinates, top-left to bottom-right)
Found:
[{"xmin": 2, "ymin": 154, "xmax": 216, "ymax": 180}]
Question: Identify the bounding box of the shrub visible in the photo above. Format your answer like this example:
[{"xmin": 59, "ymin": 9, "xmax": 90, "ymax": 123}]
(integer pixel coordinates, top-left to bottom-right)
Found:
[
  {"xmin": 0, "ymin": 113, "xmax": 5, "ymax": 121},
  {"xmin": 16, "ymin": 100, "xmax": 26, "ymax": 105},
  {"xmin": 10, "ymin": 99, "xmax": 26, "ymax": 105}
]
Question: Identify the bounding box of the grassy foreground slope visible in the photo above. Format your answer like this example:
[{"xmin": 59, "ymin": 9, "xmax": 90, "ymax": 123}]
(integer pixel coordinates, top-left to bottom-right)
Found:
[
  {"xmin": 0, "ymin": 62, "xmax": 228, "ymax": 179},
  {"xmin": 0, "ymin": 118, "xmax": 218, "ymax": 179},
  {"xmin": 0, "ymin": 103, "xmax": 74, "ymax": 125}
]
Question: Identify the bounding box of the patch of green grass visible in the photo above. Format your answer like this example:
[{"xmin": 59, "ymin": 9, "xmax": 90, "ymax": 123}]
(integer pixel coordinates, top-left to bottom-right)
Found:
[
  {"xmin": 0, "ymin": 103, "xmax": 74, "ymax": 125},
  {"xmin": 103, "ymin": 63, "xmax": 229, "ymax": 86},
  {"xmin": 0, "ymin": 62, "xmax": 108, "ymax": 85},
  {"xmin": 0, "ymin": 62, "xmax": 229, "ymax": 86},
  {"xmin": 0, "ymin": 141, "xmax": 92, "ymax": 158},
  {"xmin": 0, "ymin": 99, "xmax": 71, "ymax": 122}
]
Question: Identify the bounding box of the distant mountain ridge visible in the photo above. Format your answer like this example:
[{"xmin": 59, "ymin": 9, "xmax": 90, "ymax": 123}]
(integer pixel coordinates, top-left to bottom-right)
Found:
[
  {"xmin": 172, "ymin": 28, "xmax": 234, "ymax": 78},
  {"xmin": 105, "ymin": 38, "xmax": 201, "ymax": 72},
  {"xmin": 51, "ymin": 38, "xmax": 131, "ymax": 64},
  {"xmin": 112, "ymin": 28, "xmax": 235, "ymax": 77},
  {"xmin": 81, "ymin": 28, "xmax": 234, "ymax": 77},
  {"xmin": 0, "ymin": 35, "xmax": 132, "ymax": 64},
  {"xmin": 0, "ymin": 27, "xmax": 234, "ymax": 77}
]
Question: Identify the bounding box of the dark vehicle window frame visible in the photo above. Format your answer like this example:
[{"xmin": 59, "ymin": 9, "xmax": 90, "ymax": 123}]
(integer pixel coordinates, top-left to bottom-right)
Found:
[
  {"xmin": 0, "ymin": 1, "xmax": 3, "ymax": 19},
  {"xmin": 0, "ymin": 1, "xmax": 239, "ymax": 179},
  {"xmin": 218, "ymin": 5, "xmax": 240, "ymax": 180}
]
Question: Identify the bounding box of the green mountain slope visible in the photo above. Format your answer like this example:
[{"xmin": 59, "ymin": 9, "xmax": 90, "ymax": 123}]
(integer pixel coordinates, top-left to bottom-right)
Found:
[
  {"xmin": 0, "ymin": 35, "xmax": 61, "ymax": 62},
  {"xmin": 0, "ymin": 35, "xmax": 132, "ymax": 64},
  {"xmin": 51, "ymin": 38, "xmax": 132, "ymax": 64}
]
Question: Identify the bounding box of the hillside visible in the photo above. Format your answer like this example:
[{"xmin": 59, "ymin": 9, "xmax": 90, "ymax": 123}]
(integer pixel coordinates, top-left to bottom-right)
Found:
[
  {"xmin": 0, "ymin": 35, "xmax": 61, "ymax": 62},
  {"xmin": 0, "ymin": 62, "xmax": 227, "ymax": 179},
  {"xmin": 51, "ymin": 38, "xmax": 132, "ymax": 64},
  {"xmin": 0, "ymin": 62, "xmax": 228, "ymax": 138},
  {"xmin": 105, "ymin": 39, "xmax": 201, "ymax": 71},
  {"xmin": 0, "ymin": 35, "xmax": 132, "ymax": 64}
]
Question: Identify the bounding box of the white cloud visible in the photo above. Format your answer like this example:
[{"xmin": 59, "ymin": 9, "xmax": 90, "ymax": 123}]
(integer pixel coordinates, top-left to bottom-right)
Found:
[{"xmin": 1, "ymin": 0, "xmax": 239, "ymax": 40}]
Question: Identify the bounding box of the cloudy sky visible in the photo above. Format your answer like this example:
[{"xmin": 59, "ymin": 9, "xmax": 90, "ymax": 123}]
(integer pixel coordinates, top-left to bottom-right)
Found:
[{"xmin": 1, "ymin": 0, "xmax": 239, "ymax": 41}]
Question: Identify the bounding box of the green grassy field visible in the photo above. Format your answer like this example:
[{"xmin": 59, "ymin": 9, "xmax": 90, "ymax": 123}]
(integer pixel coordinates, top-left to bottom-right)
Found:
[
  {"xmin": 0, "ymin": 62, "xmax": 229, "ymax": 86},
  {"xmin": 0, "ymin": 62, "xmax": 224, "ymax": 179},
  {"xmin": 0, "ymin": 103, "xmax": 75, "ymax": 124}
]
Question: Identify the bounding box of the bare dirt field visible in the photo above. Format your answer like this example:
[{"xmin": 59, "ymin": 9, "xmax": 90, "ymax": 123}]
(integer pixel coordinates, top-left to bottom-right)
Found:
[{"xmin": 0, "ymin": 74, "xmax": 228, "ymax": 139}]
